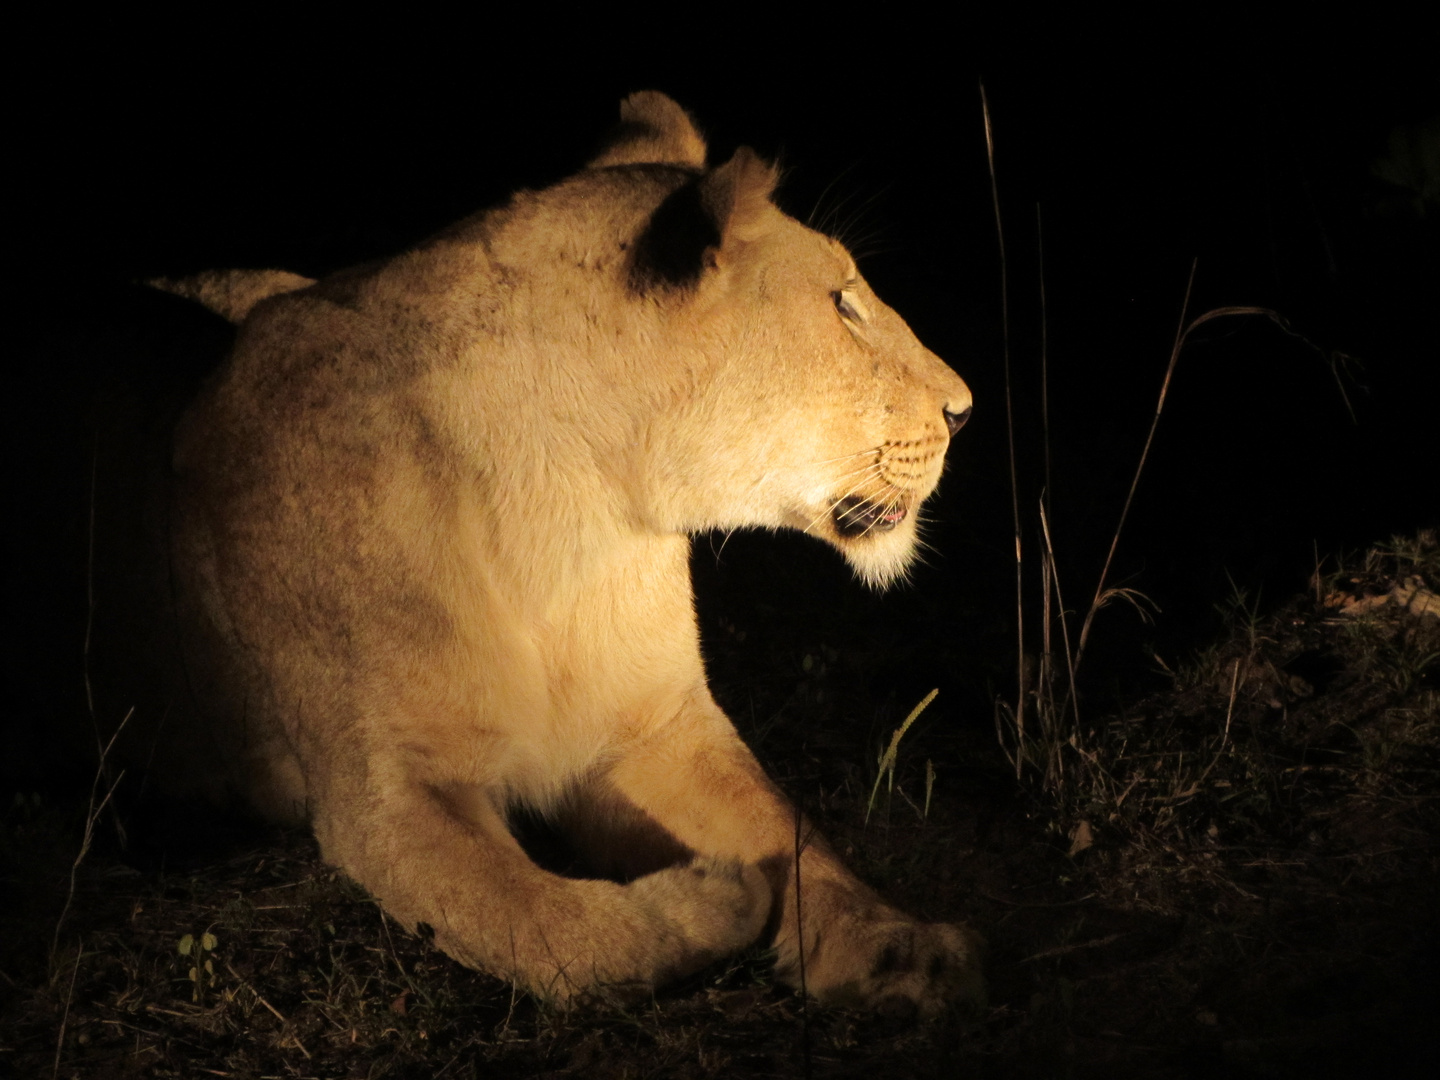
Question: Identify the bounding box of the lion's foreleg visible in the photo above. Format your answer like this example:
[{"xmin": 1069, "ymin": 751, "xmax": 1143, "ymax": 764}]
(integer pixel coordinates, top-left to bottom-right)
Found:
[
  {"xmin": 309, "ymin": 769, "xmax": 768, "ymax": 1002},
  {"xmin": 590, "ymin": 700, "xmax": 986, "ymax": 1015}
]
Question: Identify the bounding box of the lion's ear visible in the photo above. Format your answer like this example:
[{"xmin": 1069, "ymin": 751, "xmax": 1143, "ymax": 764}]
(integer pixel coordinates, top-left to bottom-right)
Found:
[
  {"xmin": 700, "ymin": 147, "xmax": 779, "ymax": 246},
  {"xmin": 627, "ymin": 147, "xmax": 778, "ymax": 293},
  {"xmin": 590, "ymin": 91, "xmax": 707, "ymax": 170},
  {"xmin": 628, "ymin": 147, "xmax": 778, "ymax": 294}
]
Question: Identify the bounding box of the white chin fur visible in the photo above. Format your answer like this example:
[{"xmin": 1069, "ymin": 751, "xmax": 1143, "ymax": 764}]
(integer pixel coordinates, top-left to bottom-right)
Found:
[{"xmin": 838, "ymin": 518, "xmax": 920, "ymax": 590}]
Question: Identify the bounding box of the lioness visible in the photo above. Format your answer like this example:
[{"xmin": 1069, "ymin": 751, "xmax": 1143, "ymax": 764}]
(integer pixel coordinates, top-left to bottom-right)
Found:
[{"xmin": 157, "ymin": 92, "xmax": 981, "ymax": 1014}]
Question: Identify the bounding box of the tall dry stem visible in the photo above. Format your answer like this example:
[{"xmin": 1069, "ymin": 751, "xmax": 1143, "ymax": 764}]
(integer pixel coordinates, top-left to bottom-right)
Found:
[
  {"xmin": 1037, "ymin": 204, "xmax": 1051, "ymax": 519},
  {"xmin": 1039, "ymin": 501, "xmax": 1081, "ymax": 737},
  {"xmin": 1075, "ymin": 259, "xmax": 1196, "ymax": 673},
  {"xmin": 980, "ymin": 81, "xmax": 1025, "ymax": 776},
  {"xmin": 1074, "ymin": 295, "xmax": 1293, "ymax": 674},
  {"xmin": 793, "ymin": 803, "xmax": 811, "ymax": 1079}
]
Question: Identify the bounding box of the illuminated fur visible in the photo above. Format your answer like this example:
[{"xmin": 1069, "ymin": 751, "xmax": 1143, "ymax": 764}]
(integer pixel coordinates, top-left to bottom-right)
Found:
[{"xmin": 164, "ymin": 92, "xmax": 981, "ymax": 1011}]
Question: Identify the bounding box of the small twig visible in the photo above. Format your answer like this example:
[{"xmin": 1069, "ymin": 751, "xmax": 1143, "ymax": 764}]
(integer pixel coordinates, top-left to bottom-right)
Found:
[
  {"xmin": 220, "ymin": 965, "xmax": 310, "ymax": 1060},
  {"xmin": 1167, "ymin": 659, "xmax": 1241, "ymax": 805},
  {"xmin": 1114, "ymin": 776, "xmax": 1142, "ymax": 809},
  {"xmin": 377, "ymin": 906, "xmax": 422, "ymax": 1000},
  {"xmin": 1194, "ymin": 659, "xmax": 1240, "ymax": 790},
  {"xmin": 1020, "ymin": 932, "xmax": 1127, "ymax": 963},
  {"xmin": 142, "ymin": 1004, "xmax": 191, "ymax": 1018},
  {"xmin": 52, "ymin": 941, "xmax": 82, "ymax": 1080},
  {"xmin": 976, "ymin": 891, "xmax": 1097, "ymax": 909},
  {"xmin": 51, "ymin": 710, "xmax": 131, "ymax": 972},
  {"xmin": 793, "ymin": 802, "xmax": 810, "ymax": 1080},
  {"xmin": 993, "ymin": 700, "xmax": 1020, "ymax": 772},
  {"xmin": 896, "ymin": 785, "xmax": 927, "ymax": 822},
  {"xmin": 223, "ymin": 961, "xmax": 287, "ymax": 1023}
]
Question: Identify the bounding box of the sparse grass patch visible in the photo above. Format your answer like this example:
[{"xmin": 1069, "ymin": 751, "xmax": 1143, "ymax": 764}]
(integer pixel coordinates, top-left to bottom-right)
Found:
[{"xmin": 1054, "ymin": 533, "xmax": 1439, "ymax": 861}]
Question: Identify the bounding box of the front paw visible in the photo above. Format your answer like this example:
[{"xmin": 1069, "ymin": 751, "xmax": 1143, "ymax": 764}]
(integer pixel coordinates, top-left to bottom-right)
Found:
[
  {"xmin": 789, "ymin": 917, "xmax": 986, "ymax": 1018},
  {"xmin": 630, "ymin": 856, "xmax": 773, "ymax": 963}
]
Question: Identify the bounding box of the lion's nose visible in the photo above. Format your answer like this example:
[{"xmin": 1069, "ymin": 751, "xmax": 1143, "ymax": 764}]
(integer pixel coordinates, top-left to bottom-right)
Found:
[{"xmin": 943, "ymin": 405, "xmax": 972, "ymax": 436}]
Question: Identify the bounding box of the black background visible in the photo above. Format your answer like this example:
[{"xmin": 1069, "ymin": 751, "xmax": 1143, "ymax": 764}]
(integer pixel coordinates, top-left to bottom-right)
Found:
[{"xmin": 10, "ymin": 15, "xmax": 1438, "ymax": 763}]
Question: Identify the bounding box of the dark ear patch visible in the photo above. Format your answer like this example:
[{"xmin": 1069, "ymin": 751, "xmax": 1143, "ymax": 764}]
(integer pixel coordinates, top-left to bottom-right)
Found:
[{"xmin": 628, "ymin": 178, "xmax": 721, "ymax": 294}]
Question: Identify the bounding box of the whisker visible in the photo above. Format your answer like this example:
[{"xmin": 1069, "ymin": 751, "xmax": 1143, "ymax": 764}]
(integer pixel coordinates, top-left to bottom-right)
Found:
[
  {"xmin": 771, "ymin": 447, "xmax": 879, "ymax": 471},
  {"xmin": 850, "ymin": 499, "xmax": 888, "ymax": 538},
  {"xmin": 806, "ymin": 163, "xmax": 861, "ymax": 233},
  {"xmin": 803, "ymin": 485, "xmax": 871, "ymax": 536},
  {"xmin": 835, "ymin": 490, "xmax": 886, "ymax": 524},
  {"xmin": 710, "ymin": 527, "xmax": 738, "ymax": 566},
  {"xmin": 826, "ymin": 462, "xmax": 885, "ymax": 498},
  {"xmin": 827, "ymin": 183, "xmax": 892, "ymax": 252},
  {"xmin": 855, "ymin": 489, "xmax": 906, "ymax": 540},
  {"xmin": 801, "ymin": 465, "xmax": 887, "ymax": 535},
  {"xmin": 826, "ymin": 462, "xmax": 885, "ymax": 492},
  {"xmin": 756, "ymin": 453, "xmax": 880, "ymax": 524}
]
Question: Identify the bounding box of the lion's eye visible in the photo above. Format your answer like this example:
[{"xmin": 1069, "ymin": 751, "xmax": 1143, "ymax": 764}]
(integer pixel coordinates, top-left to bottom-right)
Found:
[{"xmin": 832, "ymin": 289, "xmax": 863, "ymax": 324}]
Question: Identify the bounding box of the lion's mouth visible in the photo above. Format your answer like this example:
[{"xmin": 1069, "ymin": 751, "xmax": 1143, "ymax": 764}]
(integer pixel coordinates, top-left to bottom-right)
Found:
[{"xmin": 831, "ymin": 496, "xmax": 908, "ymax": 539}]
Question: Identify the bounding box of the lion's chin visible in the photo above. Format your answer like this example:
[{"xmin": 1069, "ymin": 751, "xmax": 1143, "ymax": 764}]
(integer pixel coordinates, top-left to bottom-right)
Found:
[{"xmin": 832, "ymin": 511, "xmax": 922, "ymax": 591}]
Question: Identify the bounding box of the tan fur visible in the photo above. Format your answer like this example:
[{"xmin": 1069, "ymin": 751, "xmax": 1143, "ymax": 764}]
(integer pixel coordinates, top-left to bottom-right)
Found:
[
  {"xmin": 150, "ymin": 268, "xmax": 317, "ymax": 324},
  {"xmin": 165, "ymin": 93, "xmax": 982, "ymax": 1012}
]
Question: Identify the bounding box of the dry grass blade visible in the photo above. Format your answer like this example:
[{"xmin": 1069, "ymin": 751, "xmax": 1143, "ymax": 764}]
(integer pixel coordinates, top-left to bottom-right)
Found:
[
  {"xmin": 1075, "ymin": 297, "xmax": 1300, "ymax": 674},
  {"xmin": 50, "ymin": 708, "xmax": 132, "ymax": 974},
  {"xmin": 225, "ymin": 962, "xmax": 287, "ymax": 1023},
  {"xmin": 1039, "ymin": 500, "xmax": 1081, "ymax": 741},
  {"xmin": 866, "ymin": 688, "xmax": 939, "ymax": 823},
  {"xmin": 1093, "ymin": 587, "xmax": 1158, "ymax": 623},
  {"xmin": 1075, "ymin": 259, "xmax": 1196, "ymax": 674}
]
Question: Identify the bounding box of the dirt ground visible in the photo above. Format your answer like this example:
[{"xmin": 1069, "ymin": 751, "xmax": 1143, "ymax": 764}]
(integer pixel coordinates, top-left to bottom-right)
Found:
[{"xmin": 3, "ymin": 534, "xmax": 1437, "ymax": 1079}]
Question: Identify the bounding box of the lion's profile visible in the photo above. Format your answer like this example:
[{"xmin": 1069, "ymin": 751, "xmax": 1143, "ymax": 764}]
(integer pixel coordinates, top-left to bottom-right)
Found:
[{"xmin": 152, "ymin": 92, "xmax": 981, "ymax": 1013}]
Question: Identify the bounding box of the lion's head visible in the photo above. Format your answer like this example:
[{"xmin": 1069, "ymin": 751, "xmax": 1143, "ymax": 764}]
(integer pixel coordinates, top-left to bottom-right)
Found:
[{"xmin": 573, "ymin": 92, "xmax": 972, "ymax": 587}]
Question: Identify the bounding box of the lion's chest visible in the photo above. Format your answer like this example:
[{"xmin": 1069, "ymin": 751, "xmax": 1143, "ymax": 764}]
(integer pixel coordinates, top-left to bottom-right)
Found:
[{"xmin": 424, "ymin": 540, "xmax": 707, "ymax": 800}]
